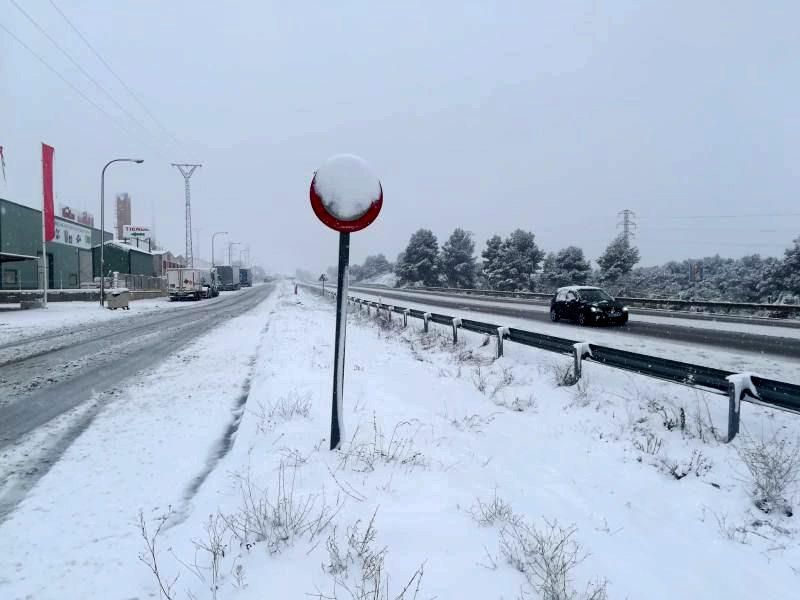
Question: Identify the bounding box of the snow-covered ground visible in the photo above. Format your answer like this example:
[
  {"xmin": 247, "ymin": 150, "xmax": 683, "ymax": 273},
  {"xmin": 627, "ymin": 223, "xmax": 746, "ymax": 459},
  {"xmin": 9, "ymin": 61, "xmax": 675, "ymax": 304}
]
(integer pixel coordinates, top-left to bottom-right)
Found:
[
  {"xmin": 0, "ymin": 293, "xmax": 237, "ymax": 346},
  {"xmin": 350, "ymin": 287, "xmax": 800, "ymax": 383},
  {"xmin": 1, "ymin": 282, "xmax": 798, "ymax": 599}
]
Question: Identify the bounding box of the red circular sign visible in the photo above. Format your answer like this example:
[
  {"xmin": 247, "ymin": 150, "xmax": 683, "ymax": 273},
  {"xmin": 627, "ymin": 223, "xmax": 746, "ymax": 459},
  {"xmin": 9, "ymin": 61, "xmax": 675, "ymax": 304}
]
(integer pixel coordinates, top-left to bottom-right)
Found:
[{"xmin": 309, "ymin": 155, "xmax": 383, "ymax": 233}]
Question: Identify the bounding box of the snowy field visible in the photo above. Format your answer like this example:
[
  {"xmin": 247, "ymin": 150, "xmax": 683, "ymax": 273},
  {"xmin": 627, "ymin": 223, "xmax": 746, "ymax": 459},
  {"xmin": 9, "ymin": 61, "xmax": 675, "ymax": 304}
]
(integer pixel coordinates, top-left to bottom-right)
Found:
[
  {"xmin": 1, "ymin": 281, "xmax": 798, "ymax": 599},
  {"xmin": 350, "ymin": 288, "xmax": 800, "ymax": 383}
]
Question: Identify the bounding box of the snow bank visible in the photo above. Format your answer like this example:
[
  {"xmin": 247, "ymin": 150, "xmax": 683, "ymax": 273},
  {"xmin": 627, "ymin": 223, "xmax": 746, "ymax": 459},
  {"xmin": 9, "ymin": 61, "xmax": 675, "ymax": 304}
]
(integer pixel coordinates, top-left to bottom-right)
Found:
[{"xmin": 313, "ymin": 154, "xmax": 381, "ymax": 220}]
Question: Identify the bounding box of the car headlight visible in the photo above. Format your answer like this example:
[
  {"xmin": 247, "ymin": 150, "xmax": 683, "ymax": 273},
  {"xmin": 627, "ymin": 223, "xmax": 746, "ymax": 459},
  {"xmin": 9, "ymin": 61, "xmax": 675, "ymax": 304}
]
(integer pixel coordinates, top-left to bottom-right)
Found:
[
  {"xmin": 622, "ymin": 307, "xmax": 628, "ymax": 312},
  {"xmin": 590, "ymin": 306, "xmax": 599, "ymax": 312}
]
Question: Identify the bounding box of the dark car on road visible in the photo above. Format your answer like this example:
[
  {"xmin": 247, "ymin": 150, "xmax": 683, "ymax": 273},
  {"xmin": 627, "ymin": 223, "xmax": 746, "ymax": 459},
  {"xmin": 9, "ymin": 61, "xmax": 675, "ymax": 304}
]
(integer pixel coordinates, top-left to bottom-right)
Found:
[{"xmin": 550, "ymin": 286, "xmax": 629, "ymax": 326}]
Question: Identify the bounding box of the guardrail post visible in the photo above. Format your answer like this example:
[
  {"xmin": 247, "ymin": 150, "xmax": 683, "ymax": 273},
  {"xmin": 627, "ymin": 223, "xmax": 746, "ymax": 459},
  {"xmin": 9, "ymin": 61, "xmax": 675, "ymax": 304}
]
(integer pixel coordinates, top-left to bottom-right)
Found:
[
  {"xmin": 572, "ymin": 343, "xmax": 592, "ymax": 382},
  {"xmin": 403, "ymin": 309, "xmax": 410, "ymax": 328},
  {"xmin": 496, "ymin": 326, "xmax": 509, "ymax": 358},
  {"xmin": 423, "ymin": 312, "xmax": 431, "ymax": 333},
  {"xmin": 726, "ymin": 381, "xmax": 741, "ymax": 443},
  {"xmin": 452, "ymin": 318, "xmax": 462, "ymax": 344},
  {"xmin": 387, "ymin": 306, "xmax": 394, "ymax": 323}
]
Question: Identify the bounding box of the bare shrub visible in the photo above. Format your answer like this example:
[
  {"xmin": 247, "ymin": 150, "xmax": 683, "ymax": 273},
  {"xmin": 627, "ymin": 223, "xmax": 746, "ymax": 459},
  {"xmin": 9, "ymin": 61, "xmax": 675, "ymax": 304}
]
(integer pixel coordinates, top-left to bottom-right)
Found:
[
  {"xmin": 251, "ymin": 392, "xmax": 311, "ymax": 433},
  {"xmin": 314, "ymin": 509, "xmax": 426, "ymax": 600},
  {"xmin": 499, "ymin": 518, "xmax": 607, "ymax": 600},
  {"xmin": 737, "ymin": 433, "xmax": 800, "ymax": 515},
  {"xmin": 223, "ymin": 462, "xmax": 341, "ymax": 554},
  {"xmin": 468, "ymin": 491, "xmax": 518, "ymax": 527},
  {"xmin": 447, "ymin": 412, "xmax": 498, "ymax": 433},
  {"xmin": 270, "ymin": 391, "xmax": 312, "ymax": 421},
  {"xmin": 632, "ymin": 431, "xmax": 663, "ymax": 456},
  {"xmin": 659, "ymin": 450, "xmax": 712, "ymax": 480},
  {"xmin": 687, "ymin": 397, "xmax": 721, "ymax": 443},
  {"xmin": 571, "ymin": 375, "xmax": 592, "ymax": 408},
  {"xmin": 549, "ymin": 360, "xmax": 578, "ymax": 387},
  {"xmin": 138, "ymin": 508, "xmax": 178, "ymax": 600},
  {"xmin": 498, "ymin": 394, "xmax": 537, "ymax": 413},
  {"xmin": 489, "ymin": 367, "xmax": 516, "ymax": 398},
  {"xmin": 472, "ymin": 367, "xmax": 488, "ymax": 394},
  {"xmin": 336, "ymin": 415, "xmax": 427, "ymax": 473},
  {"xmin": 173, "ymin": 514, "xmax": 229, "ymax": 600}
]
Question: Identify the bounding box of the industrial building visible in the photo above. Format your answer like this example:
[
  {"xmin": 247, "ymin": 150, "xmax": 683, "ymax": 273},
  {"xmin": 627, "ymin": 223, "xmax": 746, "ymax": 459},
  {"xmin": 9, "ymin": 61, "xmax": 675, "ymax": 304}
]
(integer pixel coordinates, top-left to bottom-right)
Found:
[{"xmin": 0, "ymin": 197, "xmax": 161, "ymax": 291}]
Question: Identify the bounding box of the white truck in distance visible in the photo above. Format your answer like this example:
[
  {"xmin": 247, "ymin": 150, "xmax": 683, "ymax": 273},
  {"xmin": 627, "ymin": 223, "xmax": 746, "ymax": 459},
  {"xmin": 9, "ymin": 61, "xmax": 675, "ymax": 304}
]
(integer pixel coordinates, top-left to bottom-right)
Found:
[{"xmin": 166, "ymin": 268, "xmax": 215, "ymax": 301}]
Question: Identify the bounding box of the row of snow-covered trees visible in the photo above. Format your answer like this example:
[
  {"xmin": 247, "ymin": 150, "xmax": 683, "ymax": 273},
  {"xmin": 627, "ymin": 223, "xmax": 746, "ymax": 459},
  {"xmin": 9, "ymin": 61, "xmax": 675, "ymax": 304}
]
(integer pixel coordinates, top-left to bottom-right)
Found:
[
  {"xmin": 389, "ymin": 227, "xmax": 800, "ymax": 301},
  {"xmin": 393, "ymin": 228, "xmax": 641, "ymax": 292},
  {"xmin": 323, "ymin": 253, "xmax": 394, "ymax": 284}
]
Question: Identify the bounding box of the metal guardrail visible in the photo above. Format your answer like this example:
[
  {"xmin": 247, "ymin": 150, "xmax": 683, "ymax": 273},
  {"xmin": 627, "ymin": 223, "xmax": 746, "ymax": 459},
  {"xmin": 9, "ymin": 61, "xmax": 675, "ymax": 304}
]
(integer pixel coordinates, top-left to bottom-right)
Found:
[
  {"xmin": 375, "ymin": 285, "xmax": 800, "ymax": 318},
  {"xmin": 302, "ymin": 283, "xmax": 800, "ymax": 442}
]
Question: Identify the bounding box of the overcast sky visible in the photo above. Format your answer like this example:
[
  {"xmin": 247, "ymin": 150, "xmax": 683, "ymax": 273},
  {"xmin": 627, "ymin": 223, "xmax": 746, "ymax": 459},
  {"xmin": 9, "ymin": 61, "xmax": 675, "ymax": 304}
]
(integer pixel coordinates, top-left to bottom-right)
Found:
[{"xmin": 1, "ymin": 1, "xmax": 798, "ymax": 274}]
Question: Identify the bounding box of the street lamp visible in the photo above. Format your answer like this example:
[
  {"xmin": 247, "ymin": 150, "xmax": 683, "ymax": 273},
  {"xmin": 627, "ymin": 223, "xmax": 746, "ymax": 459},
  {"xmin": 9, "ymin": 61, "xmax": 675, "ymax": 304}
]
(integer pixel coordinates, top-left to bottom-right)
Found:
[
  {"xmin": 211, "ymin": 231, "xmax": 228, "ymax": 267},
  {"xmin": 100, "ymin": 158, "xmax": 143, "ymax": 307}
]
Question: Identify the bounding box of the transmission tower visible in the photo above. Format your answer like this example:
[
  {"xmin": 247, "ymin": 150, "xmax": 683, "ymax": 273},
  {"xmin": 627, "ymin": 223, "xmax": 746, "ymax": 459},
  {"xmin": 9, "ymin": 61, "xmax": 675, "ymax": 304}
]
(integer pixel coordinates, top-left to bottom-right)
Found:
[
  {"xmin": 172, "ymin": 163, "xmax": 202, "ymax": 267},
  {"xmin": 617, "ymin": 209, "xmax": 637, "ymax": 243}
]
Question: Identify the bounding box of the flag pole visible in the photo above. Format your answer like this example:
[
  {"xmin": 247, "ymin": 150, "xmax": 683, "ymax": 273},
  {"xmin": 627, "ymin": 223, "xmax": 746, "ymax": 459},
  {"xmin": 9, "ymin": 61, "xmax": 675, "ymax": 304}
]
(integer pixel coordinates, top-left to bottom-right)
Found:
[{"xmin": 41, "ymin": 145, "xmax": 49, "ymax": 308}]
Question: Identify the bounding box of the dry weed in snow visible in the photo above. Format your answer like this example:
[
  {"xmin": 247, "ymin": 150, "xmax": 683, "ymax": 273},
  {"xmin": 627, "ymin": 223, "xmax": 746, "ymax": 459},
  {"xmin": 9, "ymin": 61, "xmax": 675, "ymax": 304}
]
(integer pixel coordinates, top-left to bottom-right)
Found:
[
  {"xmin": 314, "ymin": 508, "xmax": 426, "ymax": 600},
  {"xmin": 336, "ymin": 414, "xmax": 428, "ymax": 473},
  {"xmin": 737, "ymin": 432, "xmax": 800, "ymax": 516}
]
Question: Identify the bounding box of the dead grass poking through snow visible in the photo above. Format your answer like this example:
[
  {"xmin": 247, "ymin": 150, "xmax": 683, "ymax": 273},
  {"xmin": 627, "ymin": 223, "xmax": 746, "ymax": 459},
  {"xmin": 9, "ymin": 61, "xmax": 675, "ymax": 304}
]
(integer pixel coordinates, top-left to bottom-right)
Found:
[
  {"xmin": 312, "ymin": 508, "xmax": 426, "ymax": 600},
  {"xmin": 336, "ymin": 414, "xmax": 428, "ymax": 473}
]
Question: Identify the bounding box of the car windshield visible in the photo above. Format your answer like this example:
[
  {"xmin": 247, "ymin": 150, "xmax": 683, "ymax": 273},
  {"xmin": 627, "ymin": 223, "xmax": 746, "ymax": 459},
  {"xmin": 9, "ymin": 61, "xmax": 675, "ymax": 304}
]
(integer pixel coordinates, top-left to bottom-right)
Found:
[{"xmin": 578, "ymin": 289, "xmax": 613, "ymax": 302}]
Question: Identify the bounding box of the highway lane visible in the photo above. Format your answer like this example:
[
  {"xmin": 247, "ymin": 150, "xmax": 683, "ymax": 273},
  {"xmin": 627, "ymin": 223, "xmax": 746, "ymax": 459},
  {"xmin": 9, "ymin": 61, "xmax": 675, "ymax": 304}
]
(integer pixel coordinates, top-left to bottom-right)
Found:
[
  {"xmin": 349, "ymin": 286, "xmax": 800, "ymax": 360},
  {"xmin": 353, "ymin": 285, "xmax": 800, "ymax": 329},
  {"xmin": 0, "ymin": 284, "xmax": 274, "ymax": 448}
]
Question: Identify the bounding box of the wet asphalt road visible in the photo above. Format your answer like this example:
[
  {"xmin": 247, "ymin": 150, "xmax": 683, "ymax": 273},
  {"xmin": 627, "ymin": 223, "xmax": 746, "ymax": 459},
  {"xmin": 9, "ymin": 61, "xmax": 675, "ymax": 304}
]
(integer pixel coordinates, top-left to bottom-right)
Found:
[{"xmin": 349, "ymin": 286, "xmax": 800, "ymax": 360}]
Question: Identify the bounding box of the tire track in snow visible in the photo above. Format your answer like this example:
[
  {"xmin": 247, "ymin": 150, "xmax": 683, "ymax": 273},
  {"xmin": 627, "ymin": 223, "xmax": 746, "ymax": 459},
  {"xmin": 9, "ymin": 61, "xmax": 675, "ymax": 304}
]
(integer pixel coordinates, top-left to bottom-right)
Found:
[{"xmin": 169, "ymin": 319, "xmax": 272, "ymax": 527}]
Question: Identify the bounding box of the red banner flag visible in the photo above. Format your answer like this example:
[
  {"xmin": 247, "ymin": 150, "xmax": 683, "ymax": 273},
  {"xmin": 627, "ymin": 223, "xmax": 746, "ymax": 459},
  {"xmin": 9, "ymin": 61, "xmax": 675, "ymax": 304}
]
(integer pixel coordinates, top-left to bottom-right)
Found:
[{"xmin": 42, "ymin": 143, "xmax": 55, "ymax": 241}]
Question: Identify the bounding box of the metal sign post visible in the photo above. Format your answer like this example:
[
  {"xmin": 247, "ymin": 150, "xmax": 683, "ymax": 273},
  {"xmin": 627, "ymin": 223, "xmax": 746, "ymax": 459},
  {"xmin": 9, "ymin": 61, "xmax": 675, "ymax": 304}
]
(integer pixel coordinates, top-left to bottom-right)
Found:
[{"xmin": 310, "ymin": 154, "xmax": 383, "ymax": 450}]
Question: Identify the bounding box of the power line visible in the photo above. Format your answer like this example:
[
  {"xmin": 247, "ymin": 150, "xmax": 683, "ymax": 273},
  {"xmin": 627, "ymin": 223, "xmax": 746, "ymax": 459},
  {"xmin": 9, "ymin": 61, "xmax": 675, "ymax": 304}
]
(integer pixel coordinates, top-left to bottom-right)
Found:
[
  {"xmin": 47, "ymin": 0, "xmax": 181, "ymax": 147},
  {"xmin": 0, "ymin": 20, "xmax": 133, "ymax": 136},
  {"xmin": 639, "ymin": 212, "xmax": 800, "ymax": 220},
  {"xmin": 9, "ymin": 0, "xmax": 162, "ymax": 148}
]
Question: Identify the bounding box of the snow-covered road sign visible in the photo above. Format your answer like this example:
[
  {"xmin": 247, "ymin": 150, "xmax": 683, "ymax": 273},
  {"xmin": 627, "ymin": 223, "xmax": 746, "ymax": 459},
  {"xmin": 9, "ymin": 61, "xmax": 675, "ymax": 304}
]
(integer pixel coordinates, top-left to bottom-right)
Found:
[{"xmin": 310, "ymin": 155, "xmax": 383, "ymax": 450}]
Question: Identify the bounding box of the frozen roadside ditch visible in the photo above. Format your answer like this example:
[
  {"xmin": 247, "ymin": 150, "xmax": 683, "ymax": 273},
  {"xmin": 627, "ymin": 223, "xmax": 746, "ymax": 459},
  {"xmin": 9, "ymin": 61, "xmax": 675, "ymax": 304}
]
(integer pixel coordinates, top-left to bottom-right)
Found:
[
  {"xmin": 0, "ymin": 285, "xmax": 279, "ymax": 597},
  {"xmin": 44, "ymin": 282, "xmax": 796, "ymax": 599}
]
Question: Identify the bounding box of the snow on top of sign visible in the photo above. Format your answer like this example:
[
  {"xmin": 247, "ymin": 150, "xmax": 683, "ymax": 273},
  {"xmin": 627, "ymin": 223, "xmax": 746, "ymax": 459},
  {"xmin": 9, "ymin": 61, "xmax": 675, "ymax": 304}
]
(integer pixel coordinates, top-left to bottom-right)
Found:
[{"xmin": 313, "ymin": 154, "xmax": 380, "ymax": 221}]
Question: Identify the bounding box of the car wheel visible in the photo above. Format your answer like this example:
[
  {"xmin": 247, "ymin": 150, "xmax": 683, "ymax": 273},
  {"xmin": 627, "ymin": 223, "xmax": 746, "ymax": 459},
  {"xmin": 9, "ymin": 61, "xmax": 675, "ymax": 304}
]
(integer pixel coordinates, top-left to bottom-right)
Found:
[
  {"xmin": 578, "ymin": 312, "xmax": 588, "ymax": 326},
  {"xmin": 550, "ymin": 308, "xmax": 559, "ymax": 322}
]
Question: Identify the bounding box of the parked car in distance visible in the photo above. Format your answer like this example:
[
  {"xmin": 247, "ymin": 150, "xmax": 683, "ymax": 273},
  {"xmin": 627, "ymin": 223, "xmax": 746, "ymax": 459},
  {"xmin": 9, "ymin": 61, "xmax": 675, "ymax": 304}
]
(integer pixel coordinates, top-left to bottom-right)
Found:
[{"xmin": 550, "ymin": 286, "xmax": 629, "ymax": 326}]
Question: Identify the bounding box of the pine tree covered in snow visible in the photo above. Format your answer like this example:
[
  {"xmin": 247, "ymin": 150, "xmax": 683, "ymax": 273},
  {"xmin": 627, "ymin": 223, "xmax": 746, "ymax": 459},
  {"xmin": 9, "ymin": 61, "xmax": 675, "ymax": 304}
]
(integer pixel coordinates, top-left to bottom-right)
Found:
[
  {"xmin": 360, "ymin": 254, "xmax": 392, "ymax": 280},
  {"xmin": 395, "ymin": 229, "xmax": 440, "ymax": 286},
  {"xmin": 441, "ymin": 228, "xmax": 477, "ymax": 288},
  {"xmin": 771, "ymin": 236, "xmax": 800, "ymax": 298},
  {"xmin": 493, "ymin": 229, "xmax": 544, "ymax": 291},
  {"xmin": 481, "ymin": 235, "xmax": 504, "ymax": 289},
  {"xmin": 542, "ymin": 246, "xmax": 591, "ymax": 288},
  {"xmin": 597, "ymin": 234, "xmax": 640, "ymax": 283}
]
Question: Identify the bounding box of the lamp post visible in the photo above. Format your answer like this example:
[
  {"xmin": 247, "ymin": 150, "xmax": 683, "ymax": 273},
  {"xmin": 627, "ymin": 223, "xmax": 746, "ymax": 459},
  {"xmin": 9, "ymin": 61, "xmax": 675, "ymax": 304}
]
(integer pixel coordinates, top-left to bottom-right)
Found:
[
  {"xmin": 100, "ymin": 158, "xmax": 143, "ymax": 307},
  {"xmin": 211, "ymin": 231, "xmax": 228, "ymax": 267}
]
